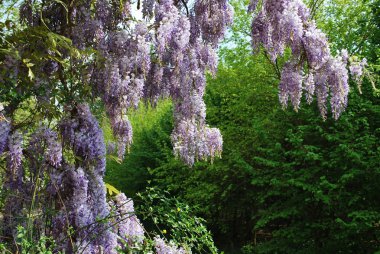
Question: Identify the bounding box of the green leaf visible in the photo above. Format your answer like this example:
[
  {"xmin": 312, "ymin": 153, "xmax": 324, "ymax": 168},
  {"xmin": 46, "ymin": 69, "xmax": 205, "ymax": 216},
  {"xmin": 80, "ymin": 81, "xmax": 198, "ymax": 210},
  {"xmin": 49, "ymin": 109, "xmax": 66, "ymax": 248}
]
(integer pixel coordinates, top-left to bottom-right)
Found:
[
  {"xmin": 105, "ymin": 183, "xmax": 120, "ymax": 196},
  {"xmin": 28, "ymin": 68, "xmax": 34, "ymax": 80}
]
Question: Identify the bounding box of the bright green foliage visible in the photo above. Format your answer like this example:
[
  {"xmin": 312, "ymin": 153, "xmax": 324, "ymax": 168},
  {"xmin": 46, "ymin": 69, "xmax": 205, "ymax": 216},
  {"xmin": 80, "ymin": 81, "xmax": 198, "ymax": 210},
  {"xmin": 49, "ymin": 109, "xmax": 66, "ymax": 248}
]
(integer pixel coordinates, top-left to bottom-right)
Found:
[
  {"xmin": 314, "ymin": 0, "xmax": 380, "ymax": 61},
  {"xmin": 136, "ymin": 187, "xmax": 219, "ymax": 254},
  {"xmin": 245, "ymin": 90, "xmax": 380, "ymax": 253}
]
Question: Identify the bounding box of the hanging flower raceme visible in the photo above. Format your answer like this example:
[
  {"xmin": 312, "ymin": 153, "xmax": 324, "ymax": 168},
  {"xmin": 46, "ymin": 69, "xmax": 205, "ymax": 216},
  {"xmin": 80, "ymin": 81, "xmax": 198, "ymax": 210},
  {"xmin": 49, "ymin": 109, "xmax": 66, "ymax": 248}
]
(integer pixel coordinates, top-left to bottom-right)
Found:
[
  {"xmin": 28, "ymin": 127, "xmax": 62, "ymax": 168},
  {"xmin": 7, "ymin": 131, "xmax": 23, "ymax": 174},
  {"xmin": 2, "ymin": 130, "xmax": 24, "ymax": 239},
  {"xmin": 0, "ymin": 118, "xmax": 11, "ymax": 155},
  {"xmin": 193, "ymin": 0, "xmax": 234, "ymax": 47},
  {"xmin": 60, "ymin": 104, "xmax": 106, "ymax": 174},
  {"xmin": 108, "ymin": 193, "xmax": 145, "ymax": 249},
  {"xmin": 144, "ymin": 0, "xmax": 226, "ymax": 166},
  {"xmin": 92, "ymin": 21, "xmax": 151, "ymax": 160},
  {"xmin": 279, "ymin": 62, "xmax": 304, "ymax": 111},
  {"xmin": 349, "ymin": 57, "xmax": 368, "ymax": 92},
  {"xmin": 249, "ymin": 0, "xmax": 365, "ymax": 120},
  {"xmin": 154, "ymin": 236, "xmax": 187, "ymax": 254},
  {"xmin": 56, "ymin": 104, "xmax": 118, "ymax": 252}
]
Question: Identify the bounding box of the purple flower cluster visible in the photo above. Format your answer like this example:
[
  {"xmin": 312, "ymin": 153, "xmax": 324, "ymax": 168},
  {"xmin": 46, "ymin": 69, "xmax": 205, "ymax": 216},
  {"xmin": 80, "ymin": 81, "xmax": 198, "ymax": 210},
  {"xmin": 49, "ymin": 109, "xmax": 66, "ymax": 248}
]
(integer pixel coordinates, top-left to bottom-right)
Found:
[
  {"xmin": 45, "ymin": 130, "xmax": 62, "ymax": 167},
  {"xmin": 51, "ymin": 166, "xmax": 91, "ymax": 251},
  {"xmin": 51, "ymin": 165, "xmax": 118, "ymax": 253},
  {"xmin": 17, "ymin": 0, "xmax": 230, "ymax": 166},
  {"xmin": 171, "ymin": 120, "xmax": 223, "ymax": 166},
  {"xmin": 60, "ymin": 104, "xmax": 106, "ymax": 174},
  {"xmin": 55, "ymin": 104, "xmax": 119, "ymax": 252},
  {"xmin": 2, "ymin": 130, "xmax": 25, "ymax": 239},
  {"xmin": 325, "ymin": 55, "xmax": 349, "ymax": 119},
  {"xmin": 143, "ymin": 0, "xmax": 155, "ymax": 18},
  {"xmin": 92, "ymin": 21, "xmax": 151, "ymax": 159},
  {"xmin": 146, "ymin": 0, "xmax": 228, "ymax": 165},
  {"xmin": 0, "ymin": 119, "xmax": 11, "ymax": 155},
  {"xmin": 19, "ymin": 0, "xmax": 34, "ymax": 25},
  {"xmin": 279, "ymin": 62, "xmax": 303, "ymax": 111},
  {"xmin": 108, "ymin": 193, "xmax": 145, "ymax": 249},
  {"xmin": 168, "ymin": 42, "xmax": 222, "ymax": 165},
  {"xmin": 250, "ymin": 0, "xmax": 355, "ymax": 119},
  {"xmin": 43, "ymin": 0, "xmax": 129, "ymax": 49},
  {"xmin": 7, "ymin": 131, "xmax": 23, "ymax": 174},
  {"xmin": 154, "ymin": 236, "xmax": 187, "ymax": 254},
  {"xmin": 194, "ymin": 0, "xmax": 234, "ymax": 46},
  {"xmin": 349, "ymin": 57, "xmax": 367, "ymax": 86},
  {"xmin": 28, "ymin": 127, "xmax": 62, "ymax": 168}
]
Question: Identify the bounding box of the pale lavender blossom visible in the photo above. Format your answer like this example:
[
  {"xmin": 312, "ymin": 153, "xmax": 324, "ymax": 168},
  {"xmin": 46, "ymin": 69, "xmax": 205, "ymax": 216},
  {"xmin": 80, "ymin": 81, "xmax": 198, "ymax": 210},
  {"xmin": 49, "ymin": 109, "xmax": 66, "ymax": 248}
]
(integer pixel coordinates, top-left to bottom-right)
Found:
[
  {"xmin": 107, "ymin": 141, "xmax": 117, "ymax": 155},
  {"xmin": 0, "ymin": 119, "xmax": 11, "ymax": 154},
  {"xmin": 205, "ymin": 127, "xmax": 223, "ymax": 160},
  {"xmin": 8, "ymin": 131, "xmax": 23, "ymax": 173},
  {"xmin": 248, "ymin": 0, "xmax": 259, "ymax": 12},
  {"xmin": 154, "ymin": 236, "xmax": 187, "ymax": 254},
  {"xmin": 349, "ymin": 57, "xmax": 367, "ymax": 83},
  {"xmin": 251, "ymin": 0, "xmax": 352, "ymax": 119},
  {"xmin": 341, "ymin": 49, "xmax": 349, "ymax": 64},
  {"xmin": 304, "ymin": 73, "xmax": 315, "ymax": 104},
  {"xmin": 109, "ymin": 193, "xmax": 145, "ymax": 248},
  {"xmin": 279, "ymin": 62, "xmax": 303, "ymax": 111},
  {"xmin": 93, "ymin": 21, "xmax": 151, "ymax": 160},
  {"xmin": 326, "ymin": 57, "xmax": 349, "ymax": 120},
  {"xmin": 194, "ymin": 0, "xmax": 234, "ymax": 46},
  {"xmin": 60, "ymin": 104, "xmax": 106, "ymax": 173},
  {"xmin": 45, "ymin": 129, "xmax": 62, "ymax": 167},
  {"xmin": 143, "ymin": 0, "xmax": 155, "ymax": 18}
]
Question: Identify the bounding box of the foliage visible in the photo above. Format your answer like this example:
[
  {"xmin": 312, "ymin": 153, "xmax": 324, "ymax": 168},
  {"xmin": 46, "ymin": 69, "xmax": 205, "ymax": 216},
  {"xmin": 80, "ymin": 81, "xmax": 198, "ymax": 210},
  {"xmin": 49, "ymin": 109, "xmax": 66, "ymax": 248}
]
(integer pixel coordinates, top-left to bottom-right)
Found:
[
  {"xmin": 0, "ymin": 226, "xmax": 58, "ymax": 254},
  {"xmin": 136, "ymin": 187, "xmax": 219, "ymax": 254},
  {"xmin": 105, "ymin": 100, "xmax": 174, "ymax": 197},
  {"xmin": 247, "ymin": 90, "xmax": 380, "ymax": 253},
  {"xmin": 314, "ymin": 0, "xmax": 379, "ymax": 60},
  {"xmin": 104, "ymin": 185, "xmax": 219, "ymax": 254}
]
